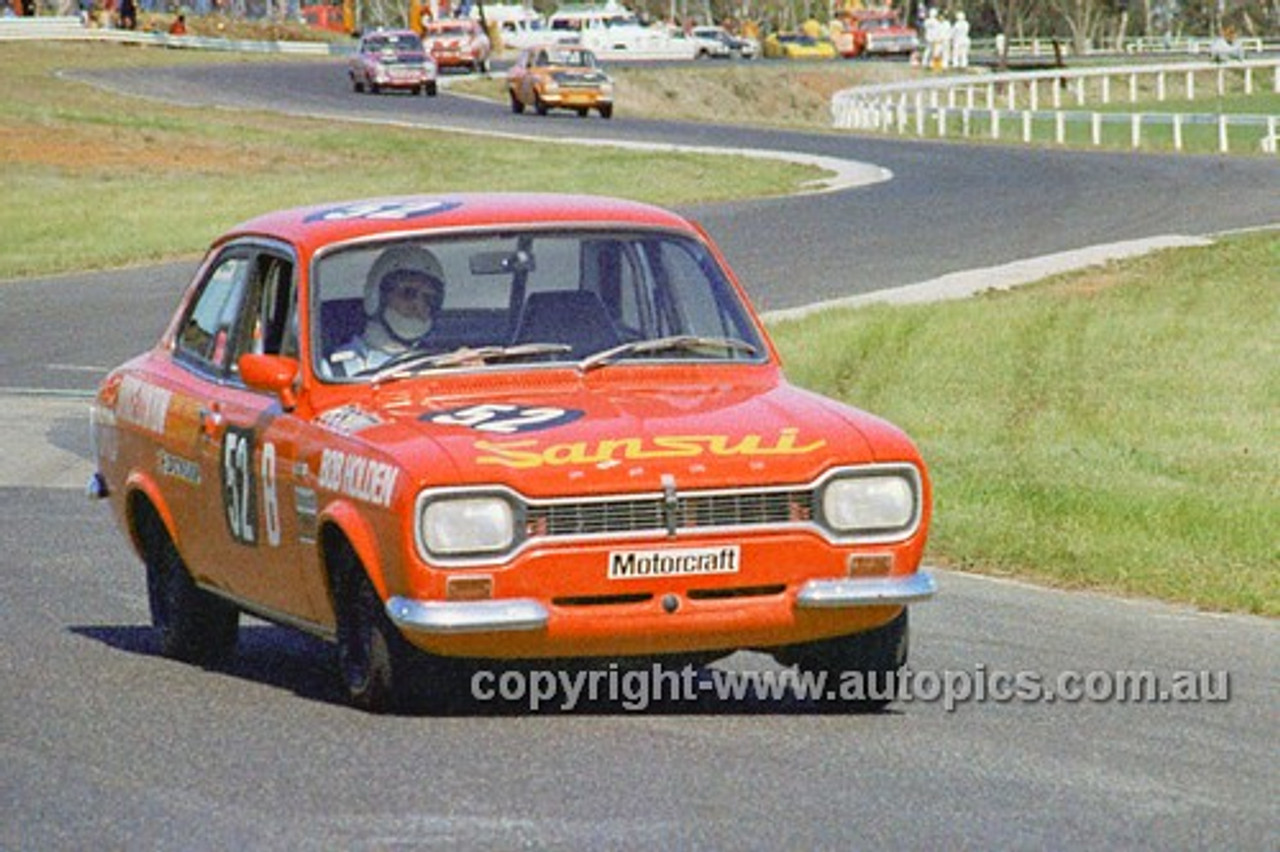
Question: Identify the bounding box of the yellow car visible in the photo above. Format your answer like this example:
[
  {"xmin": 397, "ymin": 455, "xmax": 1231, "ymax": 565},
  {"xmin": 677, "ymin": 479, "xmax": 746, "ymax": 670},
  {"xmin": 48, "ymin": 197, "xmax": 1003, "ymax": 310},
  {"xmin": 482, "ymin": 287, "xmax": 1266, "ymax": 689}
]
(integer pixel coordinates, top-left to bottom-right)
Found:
[
  {"xmin": 507, "ymin": 44, "xmax": 614, "ymax": 119},
  {"xmin": 763, "ymin": 32, "xmax": 838, "ymax": 60}
]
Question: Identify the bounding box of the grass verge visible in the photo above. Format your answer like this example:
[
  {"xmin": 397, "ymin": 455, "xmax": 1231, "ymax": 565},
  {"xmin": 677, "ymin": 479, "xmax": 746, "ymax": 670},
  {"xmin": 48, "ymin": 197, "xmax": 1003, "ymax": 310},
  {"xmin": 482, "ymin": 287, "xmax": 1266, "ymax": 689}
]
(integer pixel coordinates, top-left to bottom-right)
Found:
[{"xmin": 770, "ymin": 231, "xmax": 1279, "ymax": 615}]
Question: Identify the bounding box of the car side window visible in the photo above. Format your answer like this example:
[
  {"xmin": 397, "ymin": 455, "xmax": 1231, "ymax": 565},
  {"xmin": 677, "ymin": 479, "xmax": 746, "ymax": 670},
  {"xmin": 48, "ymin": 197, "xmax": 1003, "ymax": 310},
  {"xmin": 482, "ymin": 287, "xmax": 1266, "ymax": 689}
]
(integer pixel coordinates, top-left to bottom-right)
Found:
[
  {"xmin": 229, "ymin": 254, "xmax": 298, "ymax": 373},
  {"xmin": 175, "ymin": 256, "xmax": 249, "ymax": 371}
]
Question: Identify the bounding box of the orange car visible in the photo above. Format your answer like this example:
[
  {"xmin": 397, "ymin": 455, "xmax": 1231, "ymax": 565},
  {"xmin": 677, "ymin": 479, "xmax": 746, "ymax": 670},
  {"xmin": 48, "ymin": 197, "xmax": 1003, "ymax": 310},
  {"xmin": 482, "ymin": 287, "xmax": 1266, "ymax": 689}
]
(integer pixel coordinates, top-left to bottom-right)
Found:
[
  {"xmin": 88, "ymin": 193, "xmax": 935, "ymax": 713},
  {"xmin": 507, "ymin": 44, "xmax": 614, "ymax": 119}
]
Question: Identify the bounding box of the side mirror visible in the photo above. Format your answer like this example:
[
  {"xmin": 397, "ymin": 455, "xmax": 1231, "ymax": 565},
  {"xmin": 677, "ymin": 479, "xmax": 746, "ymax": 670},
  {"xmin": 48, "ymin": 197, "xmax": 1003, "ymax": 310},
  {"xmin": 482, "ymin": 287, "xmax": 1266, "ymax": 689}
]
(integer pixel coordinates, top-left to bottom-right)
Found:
[{"xmin": 239, "ymin": 353, "xmax": 300, "ymax": 410}]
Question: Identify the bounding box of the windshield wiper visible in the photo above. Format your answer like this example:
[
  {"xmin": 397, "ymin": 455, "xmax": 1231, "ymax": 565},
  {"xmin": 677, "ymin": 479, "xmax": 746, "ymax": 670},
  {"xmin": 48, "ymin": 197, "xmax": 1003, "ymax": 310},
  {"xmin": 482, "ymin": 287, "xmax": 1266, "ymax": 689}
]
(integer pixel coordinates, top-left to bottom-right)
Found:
[
  {"xmin": 579, "ymin": 335, "xmax": 758, "ymax": 372},
  {"xmin": 369, "ymin": 342, "xmax": 573, "ymax": 383}
]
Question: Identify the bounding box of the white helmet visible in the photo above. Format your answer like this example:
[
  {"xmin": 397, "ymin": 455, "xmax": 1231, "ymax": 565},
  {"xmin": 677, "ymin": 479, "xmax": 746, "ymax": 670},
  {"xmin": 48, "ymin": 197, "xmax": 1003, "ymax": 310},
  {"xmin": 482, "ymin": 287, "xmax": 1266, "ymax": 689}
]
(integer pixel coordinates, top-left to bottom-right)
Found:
[
  {"xmin": 363, "ymin": 244, "xmax": 446, "ymax": 345},
  {"xmin": 363, "ymin": 243, "xmax": 445, "ymax": 316}
]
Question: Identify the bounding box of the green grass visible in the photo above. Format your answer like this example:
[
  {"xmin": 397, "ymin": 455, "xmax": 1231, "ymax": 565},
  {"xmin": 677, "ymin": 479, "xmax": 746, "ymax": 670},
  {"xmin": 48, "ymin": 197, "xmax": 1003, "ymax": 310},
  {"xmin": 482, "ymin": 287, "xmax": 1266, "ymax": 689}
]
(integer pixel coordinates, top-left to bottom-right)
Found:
[
  {"xmin": 769, "ymin": 233, "xmax": 1280, "ymax": 614},
  {"xmin": 2, "ymin": 41, "xmax": 1276, "ymax": 614},
  {"xmin": 0, "ymin": 42, "xmax": 825, "ymax": 279}
]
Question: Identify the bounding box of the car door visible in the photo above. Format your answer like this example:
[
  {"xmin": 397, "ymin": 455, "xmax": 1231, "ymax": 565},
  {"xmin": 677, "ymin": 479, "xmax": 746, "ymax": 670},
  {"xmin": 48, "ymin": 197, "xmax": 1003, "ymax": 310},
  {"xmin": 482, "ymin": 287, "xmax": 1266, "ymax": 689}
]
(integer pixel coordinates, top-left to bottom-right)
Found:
[{"xmin": 171, "ymin": 243, "xmax": 316, "ymax": 621}]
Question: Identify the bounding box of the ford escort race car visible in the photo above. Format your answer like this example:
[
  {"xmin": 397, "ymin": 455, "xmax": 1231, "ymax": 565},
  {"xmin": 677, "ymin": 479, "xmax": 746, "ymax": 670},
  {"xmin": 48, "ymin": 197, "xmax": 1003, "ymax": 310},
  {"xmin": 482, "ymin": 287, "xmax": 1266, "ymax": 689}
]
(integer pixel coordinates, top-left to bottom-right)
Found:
[{"xmin": 88, "ymin": 193, "xmax": 935, "ymax": 713}]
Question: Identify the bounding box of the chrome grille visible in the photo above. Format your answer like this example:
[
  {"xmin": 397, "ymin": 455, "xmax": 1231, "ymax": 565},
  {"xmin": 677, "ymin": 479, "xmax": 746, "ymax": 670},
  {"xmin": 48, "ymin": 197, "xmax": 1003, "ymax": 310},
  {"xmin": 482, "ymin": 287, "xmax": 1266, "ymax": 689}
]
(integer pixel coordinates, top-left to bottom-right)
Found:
[{"xmin": 526, "ymin": 488, "xmax": 814, "ymax": 539}]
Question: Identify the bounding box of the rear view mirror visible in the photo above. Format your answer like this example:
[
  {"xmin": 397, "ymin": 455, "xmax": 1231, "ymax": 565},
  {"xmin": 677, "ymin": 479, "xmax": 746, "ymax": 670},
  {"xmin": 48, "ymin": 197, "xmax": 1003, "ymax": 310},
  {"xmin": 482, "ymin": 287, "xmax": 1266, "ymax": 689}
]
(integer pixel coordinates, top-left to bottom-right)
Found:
[
  {"xmin": 470, "ymin": 250, "xmax": 536, "ymax": 275},
  {"xmin": 239, "ymin": 353, "xmax": 299, "ymax": 410}
]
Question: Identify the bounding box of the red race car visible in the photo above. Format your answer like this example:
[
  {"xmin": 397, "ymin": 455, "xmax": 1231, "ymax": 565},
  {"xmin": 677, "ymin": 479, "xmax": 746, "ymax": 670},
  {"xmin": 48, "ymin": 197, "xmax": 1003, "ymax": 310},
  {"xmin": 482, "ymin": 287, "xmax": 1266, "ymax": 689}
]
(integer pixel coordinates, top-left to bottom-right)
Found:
[
  {"xmin": 89, "ymin": 193, "xmax": 935, "ymax": 712},
  {"xmin": 420, "ymin": 18, "xmax": 491, "ymax": 73},
  {"xmin": 348, "ymin": 28, "xmax": 438, "ymax": 96}
]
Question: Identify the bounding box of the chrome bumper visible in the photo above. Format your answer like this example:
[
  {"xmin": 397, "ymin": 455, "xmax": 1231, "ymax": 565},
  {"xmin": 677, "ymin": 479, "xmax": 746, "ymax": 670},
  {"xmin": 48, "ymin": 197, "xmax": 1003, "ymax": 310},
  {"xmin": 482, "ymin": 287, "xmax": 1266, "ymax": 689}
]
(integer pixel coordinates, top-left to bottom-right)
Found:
[
  {"xmin": 387, "ymin": 571, "xmax": 935, "ymax": 635},
  {"xmin": 86, "ymin": 472, "xmax": 109, "ymax": 500},
  {"xmin": 387, "ymin": 596, "xmax": 549, "ymax": 635},
  {"xmin": 795, "ymin": 571, "xmax": 937, "ymax": 608}
]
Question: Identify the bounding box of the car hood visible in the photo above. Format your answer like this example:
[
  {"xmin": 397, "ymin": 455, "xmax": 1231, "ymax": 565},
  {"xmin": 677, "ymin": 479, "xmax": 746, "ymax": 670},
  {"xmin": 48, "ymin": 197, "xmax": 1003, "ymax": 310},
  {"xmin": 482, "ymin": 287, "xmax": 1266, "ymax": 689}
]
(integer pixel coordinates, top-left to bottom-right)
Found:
[{"xmin": 318, "ymin": 371, "xmax": 917, "ymax": 497}]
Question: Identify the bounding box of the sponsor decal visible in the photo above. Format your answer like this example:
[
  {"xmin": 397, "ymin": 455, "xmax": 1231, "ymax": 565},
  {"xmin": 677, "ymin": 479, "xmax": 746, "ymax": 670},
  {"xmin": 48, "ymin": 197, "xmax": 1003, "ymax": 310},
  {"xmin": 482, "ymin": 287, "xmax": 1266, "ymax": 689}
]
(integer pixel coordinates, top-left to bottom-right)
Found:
[
  {"xmin": 91, "ymin": 403, "xmax": 118, "ymax": 463},
  {"xmin": 608, "ymin": 545, "xmax": 741, "ymax": 580},
  {"xmin": 157, "ymin": 449, "xmax": 201, "ymax": 485},
  {"xmin": 115, "ymin": 376, "xmax": 171, "ymax": 436},
  {"xmin": 315, "ymin": 404, "xmax": 384, "ymax": 435},
  {"xmin": 303, "ymin": 200, "xmax": 461, "ymax": 223},
  {"xmin": 474, "ymin": 428, "xmax": 826, "ymax": 470},
  {"xmin": 317, "ymin": 448, "xmax": 399, "ymax": 508},
  {"xmin": 294, "ymin": 487, "xmax": 318, "ymax": 543},
  {"xmin": 427, "ymin": 403, "xmax": 583, "ymax": 434}
]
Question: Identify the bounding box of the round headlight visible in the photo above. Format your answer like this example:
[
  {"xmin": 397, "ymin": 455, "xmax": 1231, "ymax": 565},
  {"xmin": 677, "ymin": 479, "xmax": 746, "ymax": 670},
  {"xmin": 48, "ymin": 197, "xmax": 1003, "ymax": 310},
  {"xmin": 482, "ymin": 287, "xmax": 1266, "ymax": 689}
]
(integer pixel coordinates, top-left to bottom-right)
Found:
[
  {"xmin": 821, "ymin": 473, "xmax": 917, "ymax": 535},
  {"xmin": 420, "ymin": 496, "xmax": 515, "ymax": 556}
]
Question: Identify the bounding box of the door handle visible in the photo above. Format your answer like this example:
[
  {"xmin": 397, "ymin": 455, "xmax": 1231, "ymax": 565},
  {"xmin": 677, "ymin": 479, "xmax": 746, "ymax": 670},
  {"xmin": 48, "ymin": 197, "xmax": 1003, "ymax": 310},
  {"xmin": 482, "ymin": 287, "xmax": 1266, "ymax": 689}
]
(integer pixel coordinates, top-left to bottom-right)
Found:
[{"xmin": 198, "ymin": 405, "xmax": 224, "ymax": 440}]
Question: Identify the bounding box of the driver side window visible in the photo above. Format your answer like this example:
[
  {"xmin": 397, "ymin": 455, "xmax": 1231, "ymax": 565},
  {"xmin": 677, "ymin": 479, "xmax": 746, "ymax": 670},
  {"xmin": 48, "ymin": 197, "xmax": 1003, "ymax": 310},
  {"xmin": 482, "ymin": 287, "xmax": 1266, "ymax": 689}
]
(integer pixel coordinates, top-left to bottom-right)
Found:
[
  {"xmin": 174, "ymin": 251, "xmax": 296, "ymax": 377},
  {"xmin": 176, "ymin": 256, "xmax": 249, "ymax": 372}
]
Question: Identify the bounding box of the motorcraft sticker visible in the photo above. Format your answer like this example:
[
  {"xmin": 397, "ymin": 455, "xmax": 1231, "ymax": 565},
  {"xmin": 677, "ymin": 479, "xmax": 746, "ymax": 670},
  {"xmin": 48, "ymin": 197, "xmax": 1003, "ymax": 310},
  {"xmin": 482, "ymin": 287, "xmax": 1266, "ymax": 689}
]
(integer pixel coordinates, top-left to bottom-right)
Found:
[
  {"xmin": 304, "ymin": 200, "xmax": 461, "ymax": 223},
  {"xmin": 426, "ymin": 404, "xmax": 583, "ymax": 434},
  {"xmin": 473, "ymin": 427, "xmax": 826, "ymax": 470},
  {"xmin": 608, "ymin": 545, "xmax": 740, "ymax": 580},
  {"xmin": 318, "ymin": 448, "xmax": 398, "ymax": 508},
  {"xmin": 116, "ymin": 376, "xmax": 171, "ymax": 436}
]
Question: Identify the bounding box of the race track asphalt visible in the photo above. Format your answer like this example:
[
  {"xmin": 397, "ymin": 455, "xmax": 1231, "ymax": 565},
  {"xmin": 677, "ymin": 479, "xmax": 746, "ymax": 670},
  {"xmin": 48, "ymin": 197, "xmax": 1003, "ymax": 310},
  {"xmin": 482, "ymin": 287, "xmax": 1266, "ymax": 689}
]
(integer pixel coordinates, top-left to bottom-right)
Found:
[{"xmin": 2, "ymin": 58, "xmax": 1278, "ymax": 851}]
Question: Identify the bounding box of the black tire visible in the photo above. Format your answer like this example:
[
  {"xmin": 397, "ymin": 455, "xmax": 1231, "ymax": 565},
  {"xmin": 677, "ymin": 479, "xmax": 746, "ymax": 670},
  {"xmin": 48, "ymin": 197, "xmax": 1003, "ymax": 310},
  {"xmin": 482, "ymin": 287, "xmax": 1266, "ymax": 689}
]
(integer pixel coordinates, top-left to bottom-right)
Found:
[
  {"xmin": 534, "ymin": 93, "xmax": 549, "ymax": 116},
  {"xmin": 369, "ymin": 82, "xmax": 381, "ymax": 95},
  {"xmin": 141, "ymin": 508, "xmax": 239, "ymax": 667},
  {"xmin": 426, "ymin": 81, "xmax": 438, "ymax": 97},
  {"xmin": 598, "ymin": 103, "xmax": 613, "ymax": 119},
  {"xmin": 411, "ymin": 85, "xmax": 422, "ymax": 96},
  {"xmin": 575, "ymin": 107, "xmax": 588, "ymax": 118},
  {"xmin": 352, "ymin": 76, "xmax": 364, "ymax": 94},
  {"xmin": 509, "ymin": 90, "xmax": 524, "ymax": 113},
  {"xmin": 776, "ymin": 609, "xmax": 909, "ymax": 712},
  {"xmin": 332, "ymin": 548, "xmax": 432, "ymax": 714}
]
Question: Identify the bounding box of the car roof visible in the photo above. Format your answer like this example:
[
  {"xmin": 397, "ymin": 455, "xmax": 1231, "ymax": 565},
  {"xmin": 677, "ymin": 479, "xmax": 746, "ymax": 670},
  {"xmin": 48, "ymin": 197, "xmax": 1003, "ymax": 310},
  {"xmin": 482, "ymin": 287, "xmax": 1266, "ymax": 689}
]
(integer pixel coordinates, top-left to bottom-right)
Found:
[
  {"xmin": 363, "ymin": 28, "xmax": 419, "ymax": 39},
  {"xmin": 219, "ymin": 194, "xmax": 695, "ymax": 254}
]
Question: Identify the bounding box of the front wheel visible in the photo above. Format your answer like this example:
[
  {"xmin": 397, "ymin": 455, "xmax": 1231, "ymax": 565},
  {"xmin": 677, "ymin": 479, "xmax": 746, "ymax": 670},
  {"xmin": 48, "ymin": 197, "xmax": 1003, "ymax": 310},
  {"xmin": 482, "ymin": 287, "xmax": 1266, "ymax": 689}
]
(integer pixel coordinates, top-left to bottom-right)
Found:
[
  {"xmin": 534, "ymin": 93, "xmax": 549, "ymax": 116},
  {"xmin": 598, "ymin": 103, "xmax": 613, "ymax": 119},
  {"xmin": 509, "ymin": 90, "xmax": 525, "ymax": 113},
  {"xmin": 334, "ymin": 562, "xmax": 418, "ymax": 713},
  {"xmin": 425, "ymin": 81, "xmax": 438, "ymax": 97},
  {"xmin": 775, "ymin": 609, "xmax": 909, "ymax": 712}
]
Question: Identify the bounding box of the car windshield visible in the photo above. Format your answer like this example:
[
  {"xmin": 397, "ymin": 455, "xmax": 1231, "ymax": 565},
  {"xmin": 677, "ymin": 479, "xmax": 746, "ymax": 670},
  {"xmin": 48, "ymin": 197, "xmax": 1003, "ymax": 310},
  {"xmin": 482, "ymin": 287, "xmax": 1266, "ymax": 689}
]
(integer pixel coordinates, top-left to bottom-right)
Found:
[
  {"xmin": 312, "ymin": 228, "xmax": 767, "ymax": 382},
  {"xmin": 544, "ymin": 48, "xmax": 597, "ymax": 67},
  {"xmin": 366, "ymin": 33, "xmax": 422, "ymax": 52}
]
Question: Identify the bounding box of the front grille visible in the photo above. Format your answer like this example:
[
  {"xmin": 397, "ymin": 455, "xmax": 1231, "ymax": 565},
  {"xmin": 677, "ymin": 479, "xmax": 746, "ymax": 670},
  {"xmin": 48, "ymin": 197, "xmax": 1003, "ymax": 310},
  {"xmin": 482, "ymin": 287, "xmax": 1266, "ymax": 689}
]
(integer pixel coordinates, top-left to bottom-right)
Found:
[{"xmin": 526, "ymin": 487, "xmax": 815, "ymax": 539}]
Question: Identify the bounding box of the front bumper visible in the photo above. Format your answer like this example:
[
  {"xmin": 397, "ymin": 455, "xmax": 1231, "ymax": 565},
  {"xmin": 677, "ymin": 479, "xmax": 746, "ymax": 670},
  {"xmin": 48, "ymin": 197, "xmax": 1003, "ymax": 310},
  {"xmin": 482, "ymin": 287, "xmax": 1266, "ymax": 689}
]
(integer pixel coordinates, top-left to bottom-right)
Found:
[{"xmin": 387, "ymin": 570, "xmax": 935, "ymax": 639}]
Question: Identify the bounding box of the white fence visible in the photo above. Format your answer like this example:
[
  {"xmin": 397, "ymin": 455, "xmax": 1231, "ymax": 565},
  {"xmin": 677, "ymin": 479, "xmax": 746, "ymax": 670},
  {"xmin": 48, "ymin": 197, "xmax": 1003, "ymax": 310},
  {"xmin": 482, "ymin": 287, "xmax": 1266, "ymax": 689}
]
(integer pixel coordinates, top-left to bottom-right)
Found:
[
  {"xmin": 967, "ymin": 34, "xmax": 1275, "ymax": 58},
  {"xmin": 832, "ymin": 59, "xmax": 1280, "ymax": 154}
]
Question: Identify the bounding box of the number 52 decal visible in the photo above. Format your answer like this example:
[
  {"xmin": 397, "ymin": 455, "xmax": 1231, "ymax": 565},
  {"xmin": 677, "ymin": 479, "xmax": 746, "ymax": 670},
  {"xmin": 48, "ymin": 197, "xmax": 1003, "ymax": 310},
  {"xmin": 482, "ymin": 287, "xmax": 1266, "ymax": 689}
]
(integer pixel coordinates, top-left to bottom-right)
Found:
[
  {"xmin": 221, "ymin": 426, "xmax": 282, "ymax": 547},
  {"xmin": 427, "ymin": 403, "xmax": 582, "ymax": 434}
]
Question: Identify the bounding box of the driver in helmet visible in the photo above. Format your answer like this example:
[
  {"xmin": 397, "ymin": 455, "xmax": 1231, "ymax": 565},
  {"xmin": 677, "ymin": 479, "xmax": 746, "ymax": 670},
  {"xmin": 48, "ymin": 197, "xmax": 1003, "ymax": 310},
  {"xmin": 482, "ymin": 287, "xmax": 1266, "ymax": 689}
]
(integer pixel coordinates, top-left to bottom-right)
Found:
[{"xmin": 329, "ymin": 244, "xmax": 445, "ymax": 377}]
